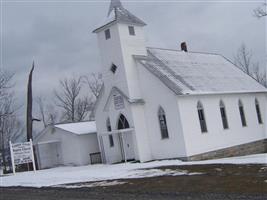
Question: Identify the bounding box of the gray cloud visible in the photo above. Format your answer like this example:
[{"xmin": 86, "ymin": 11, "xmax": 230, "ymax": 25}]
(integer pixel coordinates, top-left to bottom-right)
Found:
[{"xmin": 2, "ymin": 0, "xmax": 266, "ymax": 111}]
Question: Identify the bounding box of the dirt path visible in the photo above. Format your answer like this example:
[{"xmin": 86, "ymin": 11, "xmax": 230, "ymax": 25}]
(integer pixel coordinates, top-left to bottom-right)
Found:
[
  {"xmin": 1, "ymin": 164, "xmax": 267, "ymax": 200},
  {"xmin": 1, "ymin": 187, "xmax": 267, "ymax": 200}
]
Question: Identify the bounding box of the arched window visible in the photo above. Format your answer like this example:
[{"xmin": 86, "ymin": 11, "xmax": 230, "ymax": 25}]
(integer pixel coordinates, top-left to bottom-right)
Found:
[
  {"xmin": 158, "ymin": 107, "xmax": 169, "ymax": 139},
  {"xmin": 106, "ymin": 118, "xmax": 114, "ymax": 147},
  {"xmin": 255, "ymin": 99, "xmax": 263, "ymax": 124},
  {"xmin": 106, "ymin": 118, "xmax": 112, "ymax": 132},
  {"xmin": 197, "ymin": 101, "xmax": 208, "ymax": 133},
  {"xmin": 118, "ymin": 114, "xmax": 130, "ymax": 130},
  {"xmin": 220, "ymin": 100, "xmax": 229, "ymax": 129},
  {"xmin": 238, "ymin": 100, "xmax": 247, "ymax": 127}
]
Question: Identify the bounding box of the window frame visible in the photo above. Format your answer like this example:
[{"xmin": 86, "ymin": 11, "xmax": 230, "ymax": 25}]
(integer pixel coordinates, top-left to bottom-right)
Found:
[
  {"xmin": 105, "ymin": 29, "xmax": 111, "ymax": 40},
  {"xmin": 197, "ymin": 101, "xmax": 208, "ymax": 133},
  {"xmin": 108, "ymin": 134, "xmax": 114, "ymax": 147},
  {"xmin": 255, "ymin": 99, "xmax": 263, "ymax": 124},
  {"xmin": 106, "ymin": 118, "xmax": 112, "ymax": 132},
  {"xmin": 219, "ymin": 100, "xmax": 229, "ymax": 130},
  {"xmin": 128, "ymin": 26, "xmax": 135, "ymax": 36},
  {"xmin": 118, "ymin": 114, "xmax": 130, "ymax": 130},
  {"xmin": 158, "ymin": 106, "xmax": 169, "ymax": 139},
  {"xmin": 106, "ymin": 118, "xmax": 114, "ymax": 147},
  {"xmin": 110, "ymin": 63, "xmax": 118, "ymax": 74},
  {"xmin": 238, "ymin": 100, "xmax": 247, "ymax": 127}
]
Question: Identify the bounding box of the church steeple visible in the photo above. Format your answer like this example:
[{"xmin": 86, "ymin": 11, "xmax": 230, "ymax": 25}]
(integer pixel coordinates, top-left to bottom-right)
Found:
[
  {"xmin": 93, "ymin": 0, "xmax": 147, "ymax": 100},
  {"xmin": 108, "ymin": 0, "xmax": 123, "ymax": 16},
  {"xmin": 93, "ymin": 0, "xmax": 146, "ymax": 33}
]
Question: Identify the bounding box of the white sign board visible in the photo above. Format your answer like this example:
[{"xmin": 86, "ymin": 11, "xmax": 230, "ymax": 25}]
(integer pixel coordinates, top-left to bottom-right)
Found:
[
  {"xmin": 114, "ymin": 95, "xmax": 124, "ymax": 110},
  {"xmin": 9, "ymin": 139, "xmax": 36, "ymax": 174},
  {"xmin": 12, "ymin": 142, "xmax": 33, "ymax": 165}
]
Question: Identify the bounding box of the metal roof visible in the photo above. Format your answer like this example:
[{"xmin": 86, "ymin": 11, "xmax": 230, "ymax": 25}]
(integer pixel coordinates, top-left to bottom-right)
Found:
[
  {"xmin": 55, "ymin": 121, "xmax": 97, "ymax": 135},
  {"xmin": 135, "ymin": 47, "xmax": 267, "ymax": 95}
]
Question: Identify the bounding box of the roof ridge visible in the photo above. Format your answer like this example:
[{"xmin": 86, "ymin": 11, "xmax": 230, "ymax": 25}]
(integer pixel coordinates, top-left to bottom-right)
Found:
[{"xmin": 147, "ymin": 46, "xmax": 221, "ymax": 56}]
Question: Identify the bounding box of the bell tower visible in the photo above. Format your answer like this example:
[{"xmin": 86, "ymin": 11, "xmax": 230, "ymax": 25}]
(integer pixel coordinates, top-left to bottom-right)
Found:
[{"xmin": 93, "ymin": 0, "xmax": 147, "ymax": 99}]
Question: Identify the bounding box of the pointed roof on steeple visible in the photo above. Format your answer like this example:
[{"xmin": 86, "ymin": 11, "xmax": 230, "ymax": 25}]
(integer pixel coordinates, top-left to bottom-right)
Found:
[
  {"xmin": 108, "ymin": 0, "xmax": 123, "ymax": 16},
  {"xmin": 93, "ymin": 0, "xmax": 146, "ymax": 33}
]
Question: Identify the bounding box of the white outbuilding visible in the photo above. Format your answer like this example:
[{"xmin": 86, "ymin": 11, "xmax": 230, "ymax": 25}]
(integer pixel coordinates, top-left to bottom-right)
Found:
[{"xmin": 34, "ymin": 121, "xmax": 100, "ymax": 169}]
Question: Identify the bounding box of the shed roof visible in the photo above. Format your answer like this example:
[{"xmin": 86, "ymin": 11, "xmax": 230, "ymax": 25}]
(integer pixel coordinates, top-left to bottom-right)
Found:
[
  {"xmin": 135, "ymin": 47, "xmax": 267, "ymax": 95},
  {"xmin": 55, "ymin": 121, "xmax": 96, "ymax": 135}
]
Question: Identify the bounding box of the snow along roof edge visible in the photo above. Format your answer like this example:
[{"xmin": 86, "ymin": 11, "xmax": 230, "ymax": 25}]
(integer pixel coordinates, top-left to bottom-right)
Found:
[
  {"xmin": 34, "ymin": 121, "xmax": 96, "ymax": 143},
  {"xmin": 134, "ymin": 47, "xmax": 267, "ymax": 96},
  {"xmin": 54, "ymin": 121, "xmax": 97, "ymax": 135}
]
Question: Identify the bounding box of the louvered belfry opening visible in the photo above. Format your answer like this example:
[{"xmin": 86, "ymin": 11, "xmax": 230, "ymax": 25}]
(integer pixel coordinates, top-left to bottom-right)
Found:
[{"xmin": 181, "ymin": 42, "xmax": 188, "ymax": 52}]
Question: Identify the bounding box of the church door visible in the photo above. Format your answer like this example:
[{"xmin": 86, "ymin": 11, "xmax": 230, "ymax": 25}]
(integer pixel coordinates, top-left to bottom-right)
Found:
[{"xmin": 118, "ymin": 114, "xmax": 135, "ymax": 161}]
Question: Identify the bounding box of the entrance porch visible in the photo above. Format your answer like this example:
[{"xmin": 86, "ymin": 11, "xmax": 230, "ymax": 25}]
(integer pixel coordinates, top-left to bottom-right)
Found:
[{"xmin": 98, "ymin": 128, "xmax": 136, "ymax": 164}]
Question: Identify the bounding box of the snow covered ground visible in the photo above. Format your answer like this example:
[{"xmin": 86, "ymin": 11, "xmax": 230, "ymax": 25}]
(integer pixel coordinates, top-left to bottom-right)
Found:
[{"xmin": 0, "ymin": 153, "xmax": 266, "ymax": 188}]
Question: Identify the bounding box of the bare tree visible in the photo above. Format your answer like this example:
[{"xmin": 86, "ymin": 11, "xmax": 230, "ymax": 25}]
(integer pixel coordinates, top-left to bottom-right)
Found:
[
  {"xmin": 234, "ymin": 44, "xmax": 253, "ymax": 76},
  {"xmin": 254, "ymin": 3, "xmax": 267, "ymax": 18},
  {"xmin": 46, "ymin": 104, "xmax": 59, "ymax": 125},
  {"xmin": 36, "ymin": 96, "xmax": 47, "ymax": 128},
  {"xmin": 84, "ymin": 73, "xmax": 103, "ymax": 100},
  {"xmin": 234, "ymin": 44, "xmax": 266, "ymax": 87},
  {"xmin": 36, "ymin": 96, "xmax": 60, "ymax": 128},
  {"xmin": 0, "ymin": 71, "xmax": 14, "ymax": 102},
  {"xmin": 75, "ymin": 96, "xmax": 94, "ymax": 122},
  {"xmin": 54, "ymin": 76, "xmax": 92, "ymax": 122},
  {"xmin": 253, "ymin": 63, "xmax": 267, "ymax": 87},
  {"xmin": 0, "ymin": 70, "xmax": 23, "ymax": 173}
]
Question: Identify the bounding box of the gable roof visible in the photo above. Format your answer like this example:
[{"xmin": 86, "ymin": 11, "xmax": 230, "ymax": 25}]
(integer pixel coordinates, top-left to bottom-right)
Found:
[
  {"xmin": 93, "ymin": 0, "xmax": 146, "ymax": 33},
  {"xmin": 91, "ymin": 85, "xmax": 145, "ymax": 118},
  {"xmin": 135, "ymin": 47, "xmax": 267, "ymax": 95},
  {"xmin": 103, "ymin": 86, "xmax": 145, "ymax": 111},
  {"xmin": 55, "ymin": 121, "xmax": 96, "ymax": 135},
  {"xmin": 34, "ymin": 121, "xmax": 97, "ymax": 143}
]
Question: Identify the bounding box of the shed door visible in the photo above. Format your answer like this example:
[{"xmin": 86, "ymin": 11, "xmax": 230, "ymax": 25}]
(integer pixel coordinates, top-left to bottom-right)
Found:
[{"xmin": 37, "ymin": 142, "xmax": 61, "ymax": 169}]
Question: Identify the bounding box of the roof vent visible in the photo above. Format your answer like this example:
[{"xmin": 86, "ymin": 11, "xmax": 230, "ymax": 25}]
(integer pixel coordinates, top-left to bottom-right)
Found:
[{"xmin": 181, "ymin": 42, "xmax": 188, "ymax": 52}]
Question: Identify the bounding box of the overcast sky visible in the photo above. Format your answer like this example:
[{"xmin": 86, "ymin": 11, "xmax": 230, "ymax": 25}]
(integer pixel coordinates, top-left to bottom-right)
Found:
[{"xmin": 1, "ymin": 0, "xmax": 266, "ymax": 118}]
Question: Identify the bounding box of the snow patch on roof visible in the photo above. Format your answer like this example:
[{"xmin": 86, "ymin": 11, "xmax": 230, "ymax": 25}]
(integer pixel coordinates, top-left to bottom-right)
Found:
[
  {"xmin": 136, "ymin": 47, "xmax": 267, "ymax": 95},
  {"xmin": 55, "ymin": 121, "xmax": 96, "ymax": 135}
]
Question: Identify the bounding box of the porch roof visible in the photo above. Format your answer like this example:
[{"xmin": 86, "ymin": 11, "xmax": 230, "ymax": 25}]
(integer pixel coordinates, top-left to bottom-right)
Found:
[{"xmin": 99, "ymin": 128, "xmax": 134, "ymax": 136}]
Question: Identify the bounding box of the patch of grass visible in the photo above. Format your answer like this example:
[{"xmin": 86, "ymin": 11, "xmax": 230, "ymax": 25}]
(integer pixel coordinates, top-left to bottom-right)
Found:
[{"xmin": 104, "ymin": 164, "xmax": 267, "ymax": 194}]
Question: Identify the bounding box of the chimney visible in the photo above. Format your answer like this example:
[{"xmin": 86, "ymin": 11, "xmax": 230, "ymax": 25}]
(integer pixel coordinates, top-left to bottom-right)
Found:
[{"xmin": 181, "ymin": 42, "xmax": 188, "ymax": 52}]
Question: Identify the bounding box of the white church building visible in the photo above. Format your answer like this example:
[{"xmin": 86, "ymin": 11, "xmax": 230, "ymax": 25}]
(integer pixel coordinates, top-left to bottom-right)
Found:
[{"xmin": 93, "ymin": 0, "xmax": 267, "ymax": 163}]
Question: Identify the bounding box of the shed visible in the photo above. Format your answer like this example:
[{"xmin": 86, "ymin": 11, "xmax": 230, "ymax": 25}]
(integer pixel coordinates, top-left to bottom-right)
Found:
[{"xmin": 34, "ymin": 121, "xmax": 101, "ymax": 169}]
